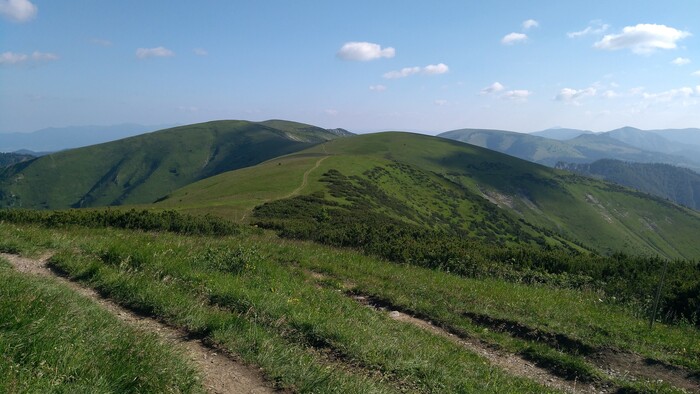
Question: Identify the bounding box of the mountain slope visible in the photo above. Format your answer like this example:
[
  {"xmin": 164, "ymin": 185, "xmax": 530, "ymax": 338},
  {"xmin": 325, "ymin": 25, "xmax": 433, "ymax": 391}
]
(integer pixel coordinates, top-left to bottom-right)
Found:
[
  {"xmin": 0, "ymin": 152, "xmax": 35, "ymax": 168},
  {"xmin": 0, "ymin": 120, "xmax": 349, "ymax": 209},
  {"xmin": 557, "ymin": 159, "xmax": 700, "ymax": 210},
  {"xmin": 159, "ymin": 132, "xmax": 700, "ymax": 259},
  {"xmin": 440, "ymin": 128, "xmax": 700, "ymax": 171},
  {"xmin": 530, "ymin": 128, "xmax": 593, "ymax": 140}
]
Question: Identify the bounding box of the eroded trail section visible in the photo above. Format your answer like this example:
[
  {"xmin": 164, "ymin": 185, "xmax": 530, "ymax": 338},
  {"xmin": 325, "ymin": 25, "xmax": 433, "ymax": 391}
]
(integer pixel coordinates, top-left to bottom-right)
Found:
[
  {"xmin": 1, "ymin": 253, "xmax": 274, "ymax": 394},
  {"xmin": 351, "ymin": 295, "xmax": 604, "ymax": 394},
  {"xmin": 306, "ymin": 270, "xmax": 603, "ymax": 394}
]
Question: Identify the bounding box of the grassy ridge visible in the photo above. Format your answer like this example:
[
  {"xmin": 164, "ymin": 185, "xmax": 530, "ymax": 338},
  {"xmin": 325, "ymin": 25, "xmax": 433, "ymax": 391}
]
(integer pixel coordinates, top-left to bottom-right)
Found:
[
  {"xmin": 160, "ymin": 132, "xmax": 700, "ymax": 259},
  {"xmin": 0, "ymin": 258, "xmax": 202, "ymax": 393},
  {"xmin": 0, "ymin": 120, "xmax": 345, "ymax": 209}
]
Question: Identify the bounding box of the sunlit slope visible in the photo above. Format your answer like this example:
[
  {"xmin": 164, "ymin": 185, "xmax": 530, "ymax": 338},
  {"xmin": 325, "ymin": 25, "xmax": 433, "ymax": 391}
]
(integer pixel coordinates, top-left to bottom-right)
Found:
[
  {"xmin": 159, "ymin": 132, "xmax": 700, "ymax": 259},
  {"xmin": 0, "ymin": 120, "xmax": 347, "ymax": 209}
]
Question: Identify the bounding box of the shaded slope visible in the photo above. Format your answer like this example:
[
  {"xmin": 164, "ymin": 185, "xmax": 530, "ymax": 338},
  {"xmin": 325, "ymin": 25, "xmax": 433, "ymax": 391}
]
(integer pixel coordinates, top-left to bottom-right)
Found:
[
  {"xmin": 0, "ymin": 120, "xmax": 348, "ymax": 209},
  {"xmin": 557, "ymin": 159, "xmax": 700, "ymax": 210},
  {"xmin": 161, "ymin": 132, "xmax": 700, "ymax": 259}
]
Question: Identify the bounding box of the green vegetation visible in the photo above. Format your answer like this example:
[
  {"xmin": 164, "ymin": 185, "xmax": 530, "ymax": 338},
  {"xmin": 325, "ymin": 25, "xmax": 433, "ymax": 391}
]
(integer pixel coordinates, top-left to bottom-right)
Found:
[
  {"xmin": 2, "ymin": 217, "xmax": 698, "ymax": 392},
  {"xmin": 1, "ymin": 222, "xmax": 554, "ymax": 393},
  {"xmin": 0, "ymin": 120, "xmax": 348, "ymax": 209},
  {"xmin": 558, "ymin": 159, "xmax": 700, "ymax": 210},
  {"xmin": 0, "ymin": 257, "xmax": 202, "ymax": 393},
  {"xmin": 166, "ymin": 131, "xmax": 700, "ymax": 259}
]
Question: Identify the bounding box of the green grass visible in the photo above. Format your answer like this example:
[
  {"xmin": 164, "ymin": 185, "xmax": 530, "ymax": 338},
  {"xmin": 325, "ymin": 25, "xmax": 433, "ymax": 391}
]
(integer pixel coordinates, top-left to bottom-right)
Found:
[
  {"xmin": 0, "ymin": 120, "xmax": 345, "ymax": 210},
  {"xmin": 2, "ymin": 222, "xmax": 556, "ymax": 393},
  {"xmin": 0, "ymin": 257, "xmax": 202, "ymax": 393},
  {"xmin": 153, "ymin": 132, "xmax": 700, "ymax": 259},
  {"xmin": 2, "ymin": 221, "xmax": 699, "ymax": 392}
]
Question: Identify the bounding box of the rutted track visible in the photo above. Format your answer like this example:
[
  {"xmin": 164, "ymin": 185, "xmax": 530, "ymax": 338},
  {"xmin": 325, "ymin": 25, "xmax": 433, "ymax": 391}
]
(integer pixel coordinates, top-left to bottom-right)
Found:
[{"xmin": 1, "ymin": 253, "xmax": 275, "ymax": 394}]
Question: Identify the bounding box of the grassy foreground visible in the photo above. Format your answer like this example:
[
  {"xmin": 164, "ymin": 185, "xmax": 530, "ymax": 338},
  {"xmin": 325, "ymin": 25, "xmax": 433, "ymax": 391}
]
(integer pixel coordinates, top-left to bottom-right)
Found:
[
  {"xmin": 0, "ymin": 257, "xmax": 202, "ymax": 393},
  {"xmin": 2, "ymin": 220, "xmax": 698, "ymax": 392}
]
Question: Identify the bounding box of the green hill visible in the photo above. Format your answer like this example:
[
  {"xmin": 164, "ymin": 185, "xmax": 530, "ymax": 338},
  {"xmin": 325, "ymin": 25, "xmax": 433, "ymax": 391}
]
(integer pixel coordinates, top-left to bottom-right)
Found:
[
  {"xmin": 0, "ymin": 120, "xmax": 349, "ymax": 209},
  {"xmin": 158, "ymin": 131, "xmax": 700, "ymax": 259},
  {"xmin": 0, "ymin": 152, "xmax": 35, "ymax": 168},
  {"xmin": 557, "ymin": 159, "xmax": 700, "ymax": 210}
]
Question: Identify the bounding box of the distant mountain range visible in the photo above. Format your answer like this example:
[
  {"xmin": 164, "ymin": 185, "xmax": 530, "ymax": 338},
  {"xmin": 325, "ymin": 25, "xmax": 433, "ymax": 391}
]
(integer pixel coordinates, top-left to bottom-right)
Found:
[
  {"xmin": 439, "ymin": 127, "xmax": 700, "ymax": 172},
  {"xmin": 0, "ymin": 124, "xmax": 176, "ymax": 153}
]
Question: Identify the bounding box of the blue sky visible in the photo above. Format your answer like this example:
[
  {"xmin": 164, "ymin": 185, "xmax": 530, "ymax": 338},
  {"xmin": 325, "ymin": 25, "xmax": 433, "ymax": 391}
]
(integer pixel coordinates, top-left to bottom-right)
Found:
[{"xmin": 1, "ymin": 0, "xmax": 700, "ymax": 134}]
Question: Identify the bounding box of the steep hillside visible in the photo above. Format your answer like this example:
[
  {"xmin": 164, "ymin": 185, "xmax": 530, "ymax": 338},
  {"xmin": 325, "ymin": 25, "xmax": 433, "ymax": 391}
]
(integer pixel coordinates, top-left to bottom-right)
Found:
[
  {"xmin": 557, "ymin": 159, "xmax": 700, "ymax": 210},
  {"xmin": 159, "ymin": 132, "xmax": 700, "ymax": 259},
  {"xmin": 0, "ymin": 120, "xmax": 349, "ymax": 209}
]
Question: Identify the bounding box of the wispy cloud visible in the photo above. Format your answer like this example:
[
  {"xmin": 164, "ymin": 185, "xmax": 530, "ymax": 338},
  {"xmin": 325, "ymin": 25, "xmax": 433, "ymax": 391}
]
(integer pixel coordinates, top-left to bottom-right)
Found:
[
  {"xmin": 136, "ymin": 46, "xmax": 175, "ymax": 59},
  {"xmin": 325, "ymin": 109, "xmax": 339, "ymax": 116},
  {"xmin": 383, "ymin": 63, "xmax": 448, "ymax": 79},
  {"xmin": 90, "ymin": 38, "xmax": 113, "ymax": 47},
  {"xmin": 193, "ymin": 48, "xmax": 208, "ymax": 56},
  {"xmin": 522, "ymin": 19, "xmax": 539, "ymax": 30},
  {"xmin": 336, "ymin": 42, "xmax": 395, "ymax": 61},
  {"xmin": 0, "ymin": 0, "xmax": 37, "ymax": 22},
  {"xmin": 567, "ymin": 21, "xmax": 609, "ymax": 38},
  {"xmin": 672, "ymin": 57, "xmax": 691, "ymax": 66},
  {"xmin": 594, "ymin": 24, "xmax": 691, "ymax": 55},
  {"xmin": 555, "ymin": 87, "xmax": 597, "ymax": 105},
  {"xmin": 0, "ymin": 51, "xmax": 58, "ymax": 66},
  {"xmin": 692, "ymin": 70, "xmax": 700, "ymax": 77},
  {"xmin": 369, "ymin": 84, "xmax": 387, "ymax": 92},
  {"xmin": 501, "ymin": 32, "xmax": 528, "ymax": 45},
  {"xmin": 502, "ymin": 90, "xmax": 532, "ymax": 101},
  {"xmin": 480, "ymin": 82, "xmax": 505, "ymax": 95},
  {"xmin": 434, "ymin": 99, "xmax": 448, "ymax": 106}
]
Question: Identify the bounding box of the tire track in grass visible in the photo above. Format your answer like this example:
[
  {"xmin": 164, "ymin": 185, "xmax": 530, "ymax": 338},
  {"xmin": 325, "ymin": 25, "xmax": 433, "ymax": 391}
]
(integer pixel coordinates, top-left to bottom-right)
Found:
[
  {"xmin": 306, "ymin": 269, "xmax": 607, "ymax": 394},
  {"xmin": 2, "ymin": 253, "xmax": 275, "ymax": 394}
]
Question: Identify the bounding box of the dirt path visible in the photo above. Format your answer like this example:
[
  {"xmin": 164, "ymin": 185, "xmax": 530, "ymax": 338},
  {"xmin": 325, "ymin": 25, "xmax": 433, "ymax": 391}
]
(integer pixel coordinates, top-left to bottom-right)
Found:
[
  {"xmin": 283, "ymin": 155, "xmax": 328, "ymax": 199},
  {"xmin": 1, "ymin": 253, "xmax": 275, "ymax": 394},
  {"xmin": 350, "ymin": 295, "xmax": 605, "ymax": 394},
  {"xmin": 305, "ymin": 270, "xmax": 605, "ymax": 394}
]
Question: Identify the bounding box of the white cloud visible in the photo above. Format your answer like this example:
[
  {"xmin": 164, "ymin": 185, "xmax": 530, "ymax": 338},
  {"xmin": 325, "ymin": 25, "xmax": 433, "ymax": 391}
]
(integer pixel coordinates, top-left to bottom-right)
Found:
[
  {"xmin": 90, "ymin": 38, "xmax": 112, "ymax": 47},
  {"xmin": 502, "ymin": 90, "xmax": 532, "ymax": 101},
  {"xmin": 369, "ymin": 84, "xmax": 387, "ymax": 92},
  {"xmin": 556, "ymin": 87, "xmax": 597, "ymax": 105},
  {"xmin": 423, "ymin": 63, "xmax": 449, "ymax": 75},
  {"xmin": 594, "ymin": 24, "xmax": 691, "ymax": 55},
  {"xmin": 325, "ymin": 109, "xmax": 339, "ymax": 116},
  {"xmin": 501, "ymin": 32, "xmax": 528, "ymax": 45},
  {"xmin": 383, "ymin": 63, "xmax": 448, "ymax": 79},
  {"xmin": 434, "ymin": 99, "xmax": 448, "ymax": 106},
  {"xmin": 601, "ymin": 90, "xmax": 618, "ymax": 99},
  {"xmin": 567, "ymin": 21, "xmax": 609, "ymax": 38},
  {"xmin": 136, "ymin": 46, "xmax": 174, "ymax": 59},
  {"xmin": 642, "ymin": 87, "xmax": 695, "ymax": 102},
  {"xmin": 671, "ymin": 57, "xmax": 691, "ymax": 66},
  {"xmin": 480, "ymin": 82, "xmax": 505, "ymax": 95},
  {"xmin": 193, "ymin": 48, "xmax": 208, "ymax": 56},
  {"xmin": 0, "ymin": 51, "xmax": 58, "ymax": 65},
  {"xmin": 383, "ymin": 66, "xmax": 420, "ymax": 79},
  {"xmin": 523, "ymin": 19, "xmax": 539, "ymax": 30},
  {"xmin": 336, "ymin": 41, "xmax": 395, "ymax": 61},
  {"xmin": 0, "ymin": 0, "xmax": 37, "ymax": 22},
  {"xmin": 692, "ymin": 70, "xmax": 700, "ymax": 77}
]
